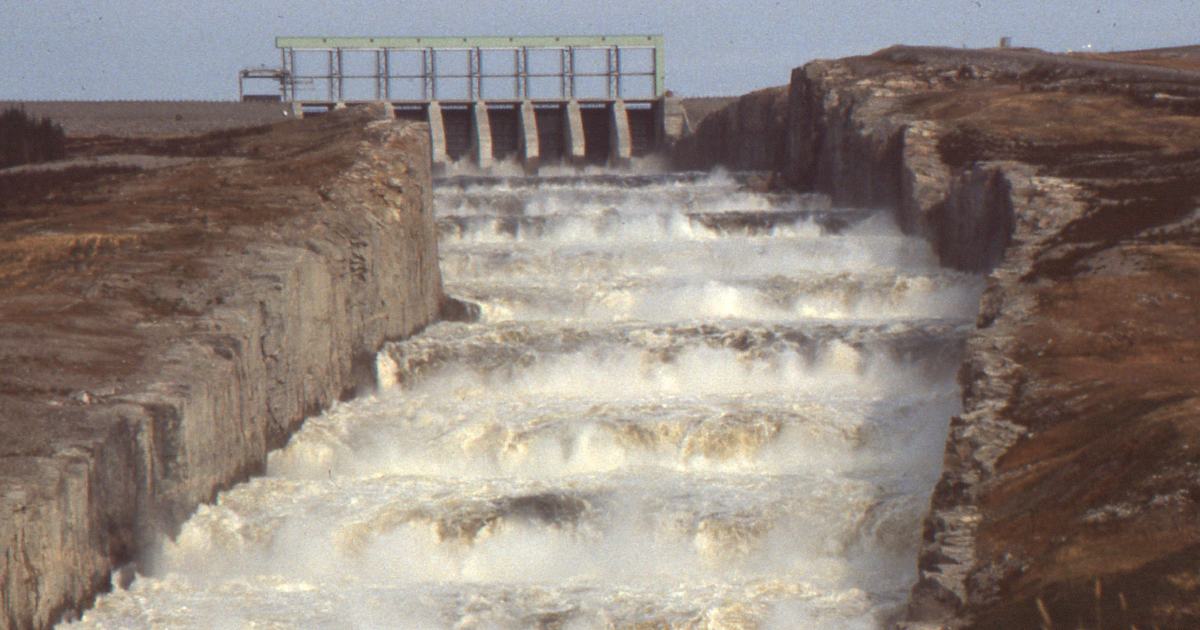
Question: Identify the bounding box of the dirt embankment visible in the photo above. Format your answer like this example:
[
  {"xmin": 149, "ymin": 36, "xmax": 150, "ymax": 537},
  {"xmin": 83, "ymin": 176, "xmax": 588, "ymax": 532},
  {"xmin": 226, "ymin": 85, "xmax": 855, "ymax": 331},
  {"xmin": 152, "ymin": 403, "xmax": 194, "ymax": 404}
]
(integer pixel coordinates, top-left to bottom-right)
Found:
[
  {"xmin": 0, "ymin": 106, "xmax": 445, "ymax": 628},
  {"xmin": 675, "ymin": 45, "xmax": 1200, "ymax": 628}
]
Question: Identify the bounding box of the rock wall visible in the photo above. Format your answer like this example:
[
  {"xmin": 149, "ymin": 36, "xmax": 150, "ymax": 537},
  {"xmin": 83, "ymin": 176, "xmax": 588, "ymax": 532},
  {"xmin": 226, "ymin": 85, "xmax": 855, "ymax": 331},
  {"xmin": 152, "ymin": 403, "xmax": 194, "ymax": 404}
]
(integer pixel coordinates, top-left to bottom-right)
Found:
[
  {"xmin": 785, "ymin": 60, "xmax": 911, "ymax": 210},
  {"xmin": 672, "ymin": 87, "xmax": 788, "ymax": 172},
  {"xmin": 0, "ymin": 107, "xmax": 444, "ymax": 629},
  {"xmin": 672, "ymin": 46, "xmax": 1200, "ymax": 628}
]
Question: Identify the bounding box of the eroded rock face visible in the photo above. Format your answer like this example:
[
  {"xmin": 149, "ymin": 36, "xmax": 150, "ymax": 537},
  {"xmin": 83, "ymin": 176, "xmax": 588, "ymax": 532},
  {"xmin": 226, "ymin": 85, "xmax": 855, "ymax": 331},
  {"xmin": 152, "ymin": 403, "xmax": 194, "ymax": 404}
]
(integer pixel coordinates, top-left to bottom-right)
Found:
[
  {"xmin": 0, "ymin": 107, "xmax": 444, "ymax": 628},
  {"xmin": 673, "ymin": 86, "xmax": 789, "ymax": 172},
  {"xmin": 673, "ymin": 45, "xmax": 1200, "ymax": 628}
]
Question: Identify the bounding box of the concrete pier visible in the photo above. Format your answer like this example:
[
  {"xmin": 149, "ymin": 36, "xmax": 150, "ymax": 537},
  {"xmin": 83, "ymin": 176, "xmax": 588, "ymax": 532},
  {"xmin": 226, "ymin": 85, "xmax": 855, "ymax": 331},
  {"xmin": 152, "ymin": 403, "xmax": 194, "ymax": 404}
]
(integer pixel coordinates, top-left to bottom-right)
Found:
[
  {"xmin": 519, "ymin": 101, "xmax": 540, "ymax": 174},
  {"xmin": 608, "ymin": 100, "xmax": 632, "ymax": 167},
  {"xmin": 471, "ymin": 101, "xmax": 493, "ymax": 170},
  {"xmin": 286, "ymin": 98, "xmax": 674, "ymax": 170},
  {"xmin": 564, "ymin": 100, "xmax": 587, "ymax": 164},
  {"xmin": 427, "ymin": 101, "xmax": 449, "ymax": 171},
  {"xmin": 656, "ymin": 96, "xmax": 687, "ymax": 148}
]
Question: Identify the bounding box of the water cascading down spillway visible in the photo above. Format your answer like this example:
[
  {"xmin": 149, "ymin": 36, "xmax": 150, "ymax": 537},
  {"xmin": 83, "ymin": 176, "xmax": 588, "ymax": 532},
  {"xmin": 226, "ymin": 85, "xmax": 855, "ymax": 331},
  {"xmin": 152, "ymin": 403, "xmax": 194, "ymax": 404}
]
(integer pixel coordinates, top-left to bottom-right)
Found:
[{"xmin": 68, "ymin": 169, "xmax": 982, "ymax": 628}]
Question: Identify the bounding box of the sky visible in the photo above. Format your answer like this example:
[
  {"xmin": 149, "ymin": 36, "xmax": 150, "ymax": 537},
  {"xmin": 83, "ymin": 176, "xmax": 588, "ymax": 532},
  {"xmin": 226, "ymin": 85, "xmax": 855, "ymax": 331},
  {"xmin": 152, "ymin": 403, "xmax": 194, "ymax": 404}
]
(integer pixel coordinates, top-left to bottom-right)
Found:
[{"xmin": 2, "ymin": 0, "xmax": 1199, "ymax": 100}]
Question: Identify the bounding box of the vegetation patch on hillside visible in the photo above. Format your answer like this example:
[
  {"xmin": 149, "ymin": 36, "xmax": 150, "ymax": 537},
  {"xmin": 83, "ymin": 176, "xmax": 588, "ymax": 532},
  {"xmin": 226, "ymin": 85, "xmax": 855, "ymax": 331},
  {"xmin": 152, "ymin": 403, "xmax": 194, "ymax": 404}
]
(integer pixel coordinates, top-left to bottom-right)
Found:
[{"xmin": 1, "ymin": 108, "xmax": 66, "ymax": 168}]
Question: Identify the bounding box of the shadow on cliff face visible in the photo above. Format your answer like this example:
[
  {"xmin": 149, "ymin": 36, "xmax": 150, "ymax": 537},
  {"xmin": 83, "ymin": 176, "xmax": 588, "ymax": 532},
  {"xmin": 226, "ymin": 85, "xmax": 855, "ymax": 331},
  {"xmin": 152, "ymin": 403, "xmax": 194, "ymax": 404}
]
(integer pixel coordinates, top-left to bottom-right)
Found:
[{"xmin": 438, "ymin": 296, "xmax": 482, "ymax": 323}]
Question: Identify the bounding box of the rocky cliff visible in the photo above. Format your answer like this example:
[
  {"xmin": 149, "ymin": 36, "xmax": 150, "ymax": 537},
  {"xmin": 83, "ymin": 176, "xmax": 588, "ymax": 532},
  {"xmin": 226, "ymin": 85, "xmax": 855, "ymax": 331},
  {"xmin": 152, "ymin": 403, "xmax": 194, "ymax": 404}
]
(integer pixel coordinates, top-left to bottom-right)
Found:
[
  {"xmin": 673, "ymin": 87, "xmax": 789, "ymax": 172},
  {"xmin": 0, "ymin": 106, "xmax": 444, "ymax": 628},
  {"xmin": 674, "ymin": 46, "xmax": 1200, "ymax": 628}
]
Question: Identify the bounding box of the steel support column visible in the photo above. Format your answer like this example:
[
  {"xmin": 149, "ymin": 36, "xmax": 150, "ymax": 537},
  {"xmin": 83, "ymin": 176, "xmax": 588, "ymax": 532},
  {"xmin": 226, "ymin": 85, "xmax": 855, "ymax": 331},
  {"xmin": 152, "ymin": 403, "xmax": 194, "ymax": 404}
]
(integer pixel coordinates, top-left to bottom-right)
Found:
[
  {"xmin": 474, "ymin": 47, "xmax": 484, "ymax": 100},
  {"xmin": 327, "ymin": 50, "xmax": 335, "ymax": 102},
  {"xmin": 383, "ymin": 49, "xmax": 391, "ymax": 100},
  {"xmin": 429, "ymin": 49, "xmax": 438, "ymax": 100},
  {"xmin": 567, "ymin": 46, "xmax": 576, "ymax": 98},
  {"xmin": 288, "ymin": 48, "xmax": 297, "ymax": 101},
  {"xmin": 336, "ymin": 48, "xmax": 344, "ymax": 102},
  {"xmin": 606, "ymin": 47, "xmax": 614, "ymax": 98},
  {"xmin": 279, "ymin": 49, "xmax": 288, "ymax": 101},
  {"xmin": 522, "ymin": 47, "xmax": 530, "ymax": 99},
  {"xmin": 467, "ymin": 47, "xmax": 476, "ymax": 101},
  {"xmin": 615, "ymin": 46, "xmax": 623, "ymax": 98},
  {"xmin": 513, "ymin": 48, "xmax": 521, "ymax": 99},
  {"xmin": 559, "ymin": 49, "xmax": 567, "ymax": 98},
  {"xmin": 421, "ymin": 49, "xmax": 429, "ymax": 100},
  {"xmin": 374, "ymin": 49, "xmax": 382, "ymax": 101}
]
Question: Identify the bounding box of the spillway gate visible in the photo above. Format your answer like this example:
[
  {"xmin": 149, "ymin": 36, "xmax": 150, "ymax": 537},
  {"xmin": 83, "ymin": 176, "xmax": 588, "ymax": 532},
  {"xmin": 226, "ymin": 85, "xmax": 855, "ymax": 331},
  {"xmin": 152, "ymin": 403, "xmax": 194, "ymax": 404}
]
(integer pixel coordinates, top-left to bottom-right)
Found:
[{"xmin": 263, "ymin": 35, "xmax": 686, "ymax": 171}]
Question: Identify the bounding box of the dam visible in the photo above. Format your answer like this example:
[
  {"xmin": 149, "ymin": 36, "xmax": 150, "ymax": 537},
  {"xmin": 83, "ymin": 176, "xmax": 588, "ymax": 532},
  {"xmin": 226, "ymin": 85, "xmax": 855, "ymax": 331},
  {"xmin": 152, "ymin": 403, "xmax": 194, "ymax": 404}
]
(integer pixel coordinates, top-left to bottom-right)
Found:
[
  {"xmin": 65, "ymin": 169, "xmax": 981, "ymax": 627},
  {"xmin": 242, "ymin": 35, "xmax": 686, "ymax": 171}
]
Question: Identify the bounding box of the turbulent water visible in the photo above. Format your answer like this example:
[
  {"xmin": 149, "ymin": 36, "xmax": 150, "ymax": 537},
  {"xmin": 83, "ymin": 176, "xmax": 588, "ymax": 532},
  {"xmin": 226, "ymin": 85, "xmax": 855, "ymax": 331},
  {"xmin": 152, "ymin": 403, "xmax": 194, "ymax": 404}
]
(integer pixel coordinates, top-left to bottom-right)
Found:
[{"xmin": 69, "ymin": 170, "xmax": 982, "ymax": 629}]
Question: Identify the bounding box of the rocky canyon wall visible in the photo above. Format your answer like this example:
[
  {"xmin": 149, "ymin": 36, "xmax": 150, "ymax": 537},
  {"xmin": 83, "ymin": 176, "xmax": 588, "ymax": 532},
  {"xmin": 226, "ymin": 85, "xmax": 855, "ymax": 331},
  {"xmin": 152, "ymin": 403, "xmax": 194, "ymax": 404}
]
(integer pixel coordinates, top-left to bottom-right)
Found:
[
  {"xmin": 674, "ymin": 46, "xmax": 1200, "ymax": 628},
  {"xmin": 0, "ymin": 107, "xmax": 445, "ymax": 628},
  {"xmin": 672, "ymin": 87, "xmax": 789, "ymax": 173}
]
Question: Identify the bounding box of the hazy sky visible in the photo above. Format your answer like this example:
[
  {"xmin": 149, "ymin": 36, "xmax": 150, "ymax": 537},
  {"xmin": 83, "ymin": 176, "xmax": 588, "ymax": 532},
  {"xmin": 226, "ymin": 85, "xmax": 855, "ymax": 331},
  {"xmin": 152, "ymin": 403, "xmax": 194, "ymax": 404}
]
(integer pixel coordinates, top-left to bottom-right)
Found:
[{"xmin": 2, "ymin": 0, "xmax": 1198, "ymax": 100}]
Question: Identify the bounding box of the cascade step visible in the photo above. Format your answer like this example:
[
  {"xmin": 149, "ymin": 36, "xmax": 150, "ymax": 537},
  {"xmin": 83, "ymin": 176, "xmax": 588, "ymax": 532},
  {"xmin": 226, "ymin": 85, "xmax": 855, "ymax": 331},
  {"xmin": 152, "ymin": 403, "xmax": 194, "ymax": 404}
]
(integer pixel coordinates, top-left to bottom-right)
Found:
[
  {"xmin": 440, "ymin": 237, "xmax": 979, "ymax": 297},
  {"xmin": 445, "ymin": 271, "xmax": 983, "ymax": 324},
  {"xmin": 381, "ymin": 318, "xmax": 970, "ymax": 391},
  {"xmin": 436, "ymin": 208, "xmax": 875, "ymax": 240}
]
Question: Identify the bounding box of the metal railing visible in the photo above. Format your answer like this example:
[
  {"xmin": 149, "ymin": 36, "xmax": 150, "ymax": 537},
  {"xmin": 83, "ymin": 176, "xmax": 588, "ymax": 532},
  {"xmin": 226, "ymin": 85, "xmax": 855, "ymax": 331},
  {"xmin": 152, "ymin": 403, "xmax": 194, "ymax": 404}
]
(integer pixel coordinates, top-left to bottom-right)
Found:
[{"xmin": 275, "ymin": 35, "xmax": 664, "ymax": 103}]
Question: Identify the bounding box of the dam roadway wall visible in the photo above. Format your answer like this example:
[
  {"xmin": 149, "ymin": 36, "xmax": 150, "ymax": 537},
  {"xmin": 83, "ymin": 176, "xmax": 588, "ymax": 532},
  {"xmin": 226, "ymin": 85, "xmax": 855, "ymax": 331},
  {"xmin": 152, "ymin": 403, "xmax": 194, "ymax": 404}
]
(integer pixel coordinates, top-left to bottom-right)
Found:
[
  {"xmin": 0, "ymin": 107, "xmax": 444, "ymax": 628},
  {"xmin": 674, "ymin": 46, "xmax": 1200, "ymax": 629}
]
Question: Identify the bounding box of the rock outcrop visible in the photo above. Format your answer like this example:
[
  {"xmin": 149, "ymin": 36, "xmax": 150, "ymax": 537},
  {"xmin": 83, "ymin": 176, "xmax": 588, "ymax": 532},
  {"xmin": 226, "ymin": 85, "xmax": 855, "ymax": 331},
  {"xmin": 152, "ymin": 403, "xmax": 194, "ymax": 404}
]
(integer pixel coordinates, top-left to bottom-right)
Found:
[
  {"xmin": 673, "ymin": 87, "xmax": 789, "ymax": 172},
  {"xmin": 674, "ymin": 45, "xmax": 1200, "ymax": 628},
  {"xmin": 0, "ymin": 106, "xmax": 444, "ymax": 628}
]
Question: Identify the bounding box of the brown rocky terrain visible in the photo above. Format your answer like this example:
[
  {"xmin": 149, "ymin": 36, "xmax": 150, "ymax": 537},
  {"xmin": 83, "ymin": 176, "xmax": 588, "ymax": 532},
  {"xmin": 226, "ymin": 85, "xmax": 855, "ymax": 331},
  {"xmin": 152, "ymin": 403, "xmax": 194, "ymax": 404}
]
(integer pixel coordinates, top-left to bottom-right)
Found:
[
  {"xmin": 0, "ymin": 101, "xmax": 288, "ymax": 138},
  {"xmin": 675, "ymin": 45, "xmax": 1200, "ymax": 629},
  {"xmin": 1075, "ymin": 45, "xmax": 1200, "ymax": 73},
  {"xmin": 0, "ymin": 106, "xmax": 444, "ymax": 628}
]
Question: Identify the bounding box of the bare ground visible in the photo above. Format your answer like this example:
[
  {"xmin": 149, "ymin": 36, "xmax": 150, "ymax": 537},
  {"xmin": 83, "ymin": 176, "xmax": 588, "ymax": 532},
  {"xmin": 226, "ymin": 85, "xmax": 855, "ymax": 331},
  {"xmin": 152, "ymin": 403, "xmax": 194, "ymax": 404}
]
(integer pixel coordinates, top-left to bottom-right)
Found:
[{"xmin": 871, "ymin": 47, "xmax": 1200, "ymax": 629}]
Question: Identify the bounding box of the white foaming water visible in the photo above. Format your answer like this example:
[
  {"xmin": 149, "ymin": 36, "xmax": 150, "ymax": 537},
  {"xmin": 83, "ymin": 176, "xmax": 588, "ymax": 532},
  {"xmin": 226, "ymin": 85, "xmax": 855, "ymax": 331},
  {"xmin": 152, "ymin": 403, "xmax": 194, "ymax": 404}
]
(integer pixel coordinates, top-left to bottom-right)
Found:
[{"xmin": 68, "ymin": 171, "xmax": 982, "ymax": 629}]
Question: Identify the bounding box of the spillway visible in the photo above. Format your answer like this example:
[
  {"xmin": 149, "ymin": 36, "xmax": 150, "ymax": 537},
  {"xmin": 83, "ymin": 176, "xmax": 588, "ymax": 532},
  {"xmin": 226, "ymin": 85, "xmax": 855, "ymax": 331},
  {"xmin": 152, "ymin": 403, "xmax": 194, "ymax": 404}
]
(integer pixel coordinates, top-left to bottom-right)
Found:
[{"xmin": 67, "ymin": 170, "xmax": 982, "ymax": 629}]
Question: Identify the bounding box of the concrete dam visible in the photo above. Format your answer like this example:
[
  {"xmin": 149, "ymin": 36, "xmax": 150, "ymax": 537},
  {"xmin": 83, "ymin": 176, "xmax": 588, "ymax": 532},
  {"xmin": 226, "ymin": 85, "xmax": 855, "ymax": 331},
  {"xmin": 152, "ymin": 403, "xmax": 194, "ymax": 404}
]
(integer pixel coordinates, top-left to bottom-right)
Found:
[
  {"xmin": 5, "ymin": 43, "xmax": 1200, "ymax": 630},
  {"xmin": 263, "ymin": 36, "xmax": 685, "ymax": 171}
]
